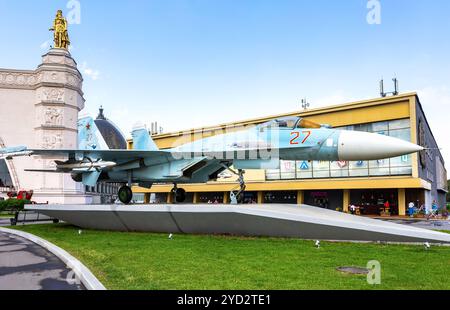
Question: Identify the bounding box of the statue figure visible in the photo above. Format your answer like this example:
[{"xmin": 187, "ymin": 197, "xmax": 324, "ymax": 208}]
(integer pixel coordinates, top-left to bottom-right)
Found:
[{"xmin": 49, "ymin": 10, "xmax": 70, "ymax": 49}]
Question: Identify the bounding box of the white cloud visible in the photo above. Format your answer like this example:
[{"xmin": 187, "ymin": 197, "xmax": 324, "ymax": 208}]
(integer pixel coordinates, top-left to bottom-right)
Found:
[{"xmin": 80, "ymin": 62, "xmax": 100, "ymax": 81}]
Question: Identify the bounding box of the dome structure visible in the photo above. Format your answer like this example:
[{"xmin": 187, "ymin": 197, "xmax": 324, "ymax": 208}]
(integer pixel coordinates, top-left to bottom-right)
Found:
[{"xmin": 94, "ymin": 106, "xmax": 127, "ymax": 150}]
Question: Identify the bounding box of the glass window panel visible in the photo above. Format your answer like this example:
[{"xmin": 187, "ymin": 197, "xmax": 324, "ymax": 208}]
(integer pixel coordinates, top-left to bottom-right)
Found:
[
  {"xmin": 265, "ymin": 170, "xmax": 280, "ymax": 180},
  {"xmin": 390, "ymin": 154, "xmax": 412, "ymax": 167},
  {"xmin": 280, "ymin": 160, "xmax": 296, "ymax": 180},
  {"xmin": 313, "ymin": 170, "xmax": 330, "ymax": 178},
  {"xmin": 331, "ymin": 169, "xmax": 349, "ymax": 177},
  {"xmin": 296, "ymin": 160, "xmax": 312, "ymax": 179},
  {"xmin": 389, "ymin": 128, "xmax": 411, "ymax": 142},
  {"xmin": 280, "ymin": 160, "xmax": 296, "ymax": 172},
  {"xmin": 313, "ymin": 161, "xmax": 330, "ymax": 171},
  {"xmin": 313, "ymin": 161, "xmax": 330, "ymax": 179},
  {"xmin": 369, "ymin": 159, "xmax": 390, "ymax": 169},
  {"xmin": 372, "ymin": 121, "xmax": 389, "ymax": 132},
  {"xmin": 389, "ymin": 119, "xmax": 410, "ymax": 130},
  {"xmin": 349, "ymin": 161, "xmax": 368, "ymax": 169},
  {"xmin": 297, "ymin": 171, "xmax": 313, "ymax": 179},
  {"xmin": 369, "ymin": 159, "xmax": 390, "ymax": 176},
  {"xmin": 349, "ymin": 169, "xmax": 369, "ymax": 177},
  {"xmin": 281, "ymin": 172, "xmax": 296, "ymax": 179},
  {"xmin": 353, "ymin": 124, "xmax": 371, "ymax": 132},
  {"xmin": 349, "ymin": 160, "xmax": 369, "ymax": 177},
  {"xmin": 369, "ymin": 167, "xmax": 390, "ymax": 176},
  {"xmin": 375, "ymin": 130, "xmax": 388, "ymax": 136},
  {"xmin": 390, "ymin": 166, "xmax": 412, "ymax": 176},
  {"xmin": 330, "ymin": 161, "xmax": 350, "ymax": 170}
]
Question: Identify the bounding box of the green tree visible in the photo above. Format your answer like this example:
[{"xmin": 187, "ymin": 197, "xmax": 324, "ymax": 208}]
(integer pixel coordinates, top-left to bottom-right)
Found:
[{"xmin": 0, "ymin": 199, "xmax": 31, "ymax": 212}]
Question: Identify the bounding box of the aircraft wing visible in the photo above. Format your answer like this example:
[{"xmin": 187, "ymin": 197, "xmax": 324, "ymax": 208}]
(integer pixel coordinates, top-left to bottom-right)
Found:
[
  {"xmin": 26, "ymin": 149, "xmax": 175, "ymax": 161},
  {"xmin": 0, "ymin": 147, "xmax": 176, "ymax": 161},
  {"xmin": 1, "ymin": 147, "xmax": 239, "ymax": 163}
]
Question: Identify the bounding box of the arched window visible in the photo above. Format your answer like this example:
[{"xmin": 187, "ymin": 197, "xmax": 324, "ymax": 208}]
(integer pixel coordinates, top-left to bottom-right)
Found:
[{"xmin": 0, "ymin": 159, "xmax": 13, "ymax": 187}]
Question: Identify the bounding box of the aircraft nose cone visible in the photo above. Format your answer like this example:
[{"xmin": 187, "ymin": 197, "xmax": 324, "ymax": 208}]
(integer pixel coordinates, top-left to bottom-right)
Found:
[{"xmin": 338, "ymin": 131, "xmax": 424, "ymax": 161}]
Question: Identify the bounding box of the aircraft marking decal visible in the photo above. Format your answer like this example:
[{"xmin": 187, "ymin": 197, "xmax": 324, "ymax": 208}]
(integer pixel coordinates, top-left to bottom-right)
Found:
[
  {"xmin": 290, "ymin": 131, "xmax": 312, "ymax": 145},
  {"xmin": 290, "ymin": 132, "xmax": 300, "ymax": 145},
  {"xmin": 302, "ymin": 131, "xmax": 312, "ymax": 144}
]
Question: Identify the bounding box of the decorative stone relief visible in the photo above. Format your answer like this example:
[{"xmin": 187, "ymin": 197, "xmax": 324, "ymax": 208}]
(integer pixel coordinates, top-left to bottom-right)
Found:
[
  {"xmin": 44, "ymin": 108, "xmax": 63, "ymax": 126},
  {"xmin": 0, "ymin": 71, "xmax": 37, "ymax": 87},
  {"xmin": 41, "ymin": 134, "xmax": 63, "ymax": 149},
  {"xmin": 66, "ymin": 73, "xmax": 82, "ymax": 88},
  {"xmin": 43, "ymin": 88, "xmax": 64, "ymax": 101}
]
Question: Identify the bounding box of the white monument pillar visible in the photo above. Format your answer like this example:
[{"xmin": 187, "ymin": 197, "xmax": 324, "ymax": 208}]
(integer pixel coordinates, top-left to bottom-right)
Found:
[
  {"xmin": 32, "ymin": 48, "xmax": 88, "ymax": 203},
  {"xmin": 0, "ymin": 48, "xmax": 91, "ymax": 203}
]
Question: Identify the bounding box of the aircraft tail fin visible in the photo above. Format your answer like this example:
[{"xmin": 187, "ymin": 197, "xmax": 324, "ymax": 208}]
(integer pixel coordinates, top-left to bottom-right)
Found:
[
  {"xmin": 131, "ymin": 122, "xmax": 159, "ymax": 151},
  {"xmin": 78, "ymin": 116, "xmax": 109, "ymax": 150}
]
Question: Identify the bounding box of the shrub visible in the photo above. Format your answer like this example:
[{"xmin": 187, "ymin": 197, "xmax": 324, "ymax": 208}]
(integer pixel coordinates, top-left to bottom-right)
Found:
[{"xmin": 0, "ymin": 199, "xmax": 31, "ymax": 212}]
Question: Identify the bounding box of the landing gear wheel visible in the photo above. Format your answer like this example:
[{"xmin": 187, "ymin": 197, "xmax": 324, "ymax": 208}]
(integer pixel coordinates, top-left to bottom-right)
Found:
[
  {"xmin": 118, "ymin": 185, "xmax": 133, "ymax": 204},
  {"xmin": 236, "ymin": 191, "xmax": 244, "ymax": 204},
  {"xmin": 172, "ymin": 187, "xmax": 186, "ymax": 203}
]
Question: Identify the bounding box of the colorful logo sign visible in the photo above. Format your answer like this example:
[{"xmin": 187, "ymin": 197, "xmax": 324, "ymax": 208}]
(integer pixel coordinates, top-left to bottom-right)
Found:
[
  {"xmin": 337, "ymin": 161, "xmax": 348, "ymax": 168},
  {"xmin": 300, "ymin": 161, "xmax": 309, "ymax": 170}
]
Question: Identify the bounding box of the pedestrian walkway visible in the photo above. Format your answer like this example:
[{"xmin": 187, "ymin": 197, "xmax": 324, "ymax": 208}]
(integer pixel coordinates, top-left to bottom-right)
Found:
[{"xmin": 0, "ymin": 232, "xmax": 84, "ymax": 290}]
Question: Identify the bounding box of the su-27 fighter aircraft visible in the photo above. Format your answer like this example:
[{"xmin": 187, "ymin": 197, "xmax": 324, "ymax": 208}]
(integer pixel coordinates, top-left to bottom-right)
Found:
[{"xmin": 0, "ymin": 115, "xmax": 424, "ymax": 204}]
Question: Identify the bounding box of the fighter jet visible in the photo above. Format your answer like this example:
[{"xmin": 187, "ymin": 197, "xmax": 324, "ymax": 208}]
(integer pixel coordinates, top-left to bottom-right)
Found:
[{"xmin": 0, "ymin": 115, "xmax": 423, "ymax": 204}]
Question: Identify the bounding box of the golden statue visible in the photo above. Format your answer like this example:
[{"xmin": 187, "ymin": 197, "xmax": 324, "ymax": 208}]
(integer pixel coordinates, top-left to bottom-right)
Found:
[{"xmin": 49, "ymin": 10, "xmax": 70, "ymax": 49}]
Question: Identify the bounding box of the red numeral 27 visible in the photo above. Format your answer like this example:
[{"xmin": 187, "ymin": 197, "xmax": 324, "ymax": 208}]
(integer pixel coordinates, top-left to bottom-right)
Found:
[{"xmin": 290, "ymin": 131, "xmax": 311, "ymax": 145}]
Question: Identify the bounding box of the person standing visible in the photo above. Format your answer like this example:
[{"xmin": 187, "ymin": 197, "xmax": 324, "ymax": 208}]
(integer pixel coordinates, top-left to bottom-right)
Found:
[
  {"xmin": 408, "ymin": 201, "xmax": 415, "ymax": 217},
  {"xmin": 383, "ymin": 200, "xmax": 390, "ymax": 214}
]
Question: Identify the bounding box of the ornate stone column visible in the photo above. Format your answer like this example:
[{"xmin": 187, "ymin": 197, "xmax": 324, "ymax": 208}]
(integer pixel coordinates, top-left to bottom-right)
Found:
[{"xmin": 31, "ymin": 48, "xmax": 88, "ymax": 203}]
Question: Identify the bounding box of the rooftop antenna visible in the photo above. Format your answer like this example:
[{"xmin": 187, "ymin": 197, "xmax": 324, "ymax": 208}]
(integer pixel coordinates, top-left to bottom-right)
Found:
[
  {"xmin": 393, "ymin": 77, "xmax": 399, "ymax": 96},
  {"xmin": 380, "ymin": 78, "xmax": 386, "ymax": 97},
  {"xmin": 301, "ymin": 98, "xmax": 310, "ymax": 110},
  {"xmin": 379, "ymin": 77, "xmax": 399, "ymax": 97}
]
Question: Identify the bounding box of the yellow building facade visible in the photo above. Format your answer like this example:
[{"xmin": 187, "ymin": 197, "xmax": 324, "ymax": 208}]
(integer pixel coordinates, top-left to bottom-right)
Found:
[{"xmin": 132, "ymin": 93, "xmax": 447, "ymax": 217}]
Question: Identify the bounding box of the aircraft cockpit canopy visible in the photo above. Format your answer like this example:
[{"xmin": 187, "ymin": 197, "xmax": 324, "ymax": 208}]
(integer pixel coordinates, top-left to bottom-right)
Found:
[{"xmin": 259, "ymin": 117, "xmax": 321, "ymax": 129}]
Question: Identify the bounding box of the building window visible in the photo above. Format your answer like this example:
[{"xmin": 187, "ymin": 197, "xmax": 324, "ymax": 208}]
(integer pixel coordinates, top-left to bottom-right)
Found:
[
  {"xmin": 280, "ymin": 160, "xmax": 296, "ymax": 179},
  {"xmin": 0, "ymin": 160, "xmax": 13, "ymax": 188}
]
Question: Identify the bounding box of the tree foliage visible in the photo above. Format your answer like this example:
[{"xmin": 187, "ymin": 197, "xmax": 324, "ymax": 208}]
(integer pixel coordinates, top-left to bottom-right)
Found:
[{"xmin": 0, "ymin": 199, "xmax": 31, "ymax": 211}]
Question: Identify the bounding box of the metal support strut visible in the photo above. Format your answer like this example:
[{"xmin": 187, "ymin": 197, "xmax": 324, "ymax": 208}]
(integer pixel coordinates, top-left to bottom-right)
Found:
[{"xmin": 229, "ymin": 169, "xmax": 246, "ymax": 205}]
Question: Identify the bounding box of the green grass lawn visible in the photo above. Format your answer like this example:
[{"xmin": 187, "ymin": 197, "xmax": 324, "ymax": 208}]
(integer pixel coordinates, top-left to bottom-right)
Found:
[
  {"xmin": 9, "ymin": 224, "xmax": 450, "ymax": 290},
  {"xmin": 0, "ymin": 213, "xmax": 14, "ymax": 218}
]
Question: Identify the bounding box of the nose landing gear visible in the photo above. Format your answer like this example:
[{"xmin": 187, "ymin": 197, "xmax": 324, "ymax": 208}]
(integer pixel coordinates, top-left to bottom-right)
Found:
[
  {"xmin": 171, "ymin": 184, "xmax": 186, "ymax": 203},
  {"xmin": 118, "ymin": 185, "xmax": 133, "ymax": 204}
]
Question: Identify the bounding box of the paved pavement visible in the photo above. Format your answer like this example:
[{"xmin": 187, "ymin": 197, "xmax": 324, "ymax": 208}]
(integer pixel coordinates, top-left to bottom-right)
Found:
[
  {"xmin": 381, "ymin": 218, "xmax": 450, "ymax": 231},
  {"xmin": 0, "ymin": 232, "xmax": 85, "ymax": 290},
  {"xmin": 0, "ymin": 218, "xmax": 53, "ymax": 227},
  {"xmin": 0, "ymin": 218, "xmax": 11, "ymax": 227}
]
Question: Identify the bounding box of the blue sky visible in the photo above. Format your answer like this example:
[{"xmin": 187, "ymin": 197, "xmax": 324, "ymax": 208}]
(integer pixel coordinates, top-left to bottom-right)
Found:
[{"xmin": 1, "ymin": 0, "xmax": 449, "ymax": 168}]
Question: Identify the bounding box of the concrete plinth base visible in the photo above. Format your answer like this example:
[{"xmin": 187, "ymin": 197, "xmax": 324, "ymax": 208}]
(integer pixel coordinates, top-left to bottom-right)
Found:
[{"xmin": 26, "ymin": 204, "xmax": 450, "ymax": 244}]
